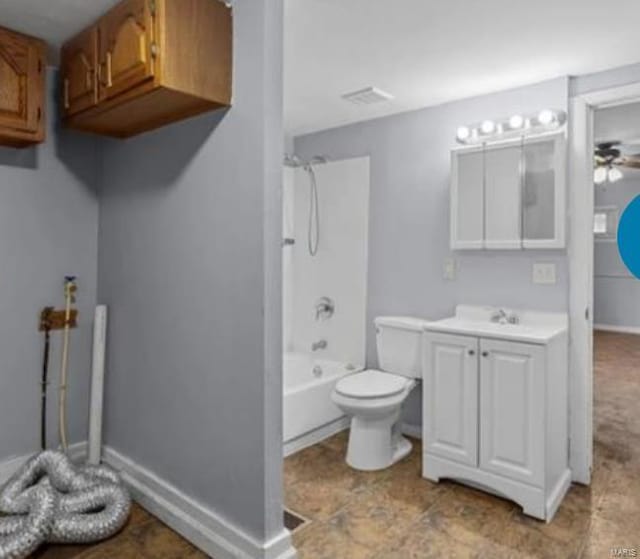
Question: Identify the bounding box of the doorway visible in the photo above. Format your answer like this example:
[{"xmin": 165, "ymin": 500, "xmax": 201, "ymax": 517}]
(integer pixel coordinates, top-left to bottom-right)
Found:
[{"xmin": 569, "ymin": 86, "xmax": 640, "ymax": 484}]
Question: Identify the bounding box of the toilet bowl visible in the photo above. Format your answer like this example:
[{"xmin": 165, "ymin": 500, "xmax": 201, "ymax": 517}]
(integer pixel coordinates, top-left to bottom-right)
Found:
[{"xmin": 331, "ymin": 316, "xmax": 428, "ymax": 471}]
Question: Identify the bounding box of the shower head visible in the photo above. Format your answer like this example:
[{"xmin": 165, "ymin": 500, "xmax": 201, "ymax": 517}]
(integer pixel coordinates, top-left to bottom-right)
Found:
[
  {"xmin": 308, "ymin": 155, "xmax": 329, "ymax": 166},
  {"xmin": 283, "ymin": 154, "xmax": 330, "ymax": 169},
  {"xmin": 283, "ymin": 154, "xmax": 303, "ymax": 168}
]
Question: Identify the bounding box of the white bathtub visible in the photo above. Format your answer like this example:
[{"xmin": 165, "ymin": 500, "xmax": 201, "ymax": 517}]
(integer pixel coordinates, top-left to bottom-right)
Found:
[{"xmin": 283, "ymin": 353, "xmax": 361, "ymax": 455}]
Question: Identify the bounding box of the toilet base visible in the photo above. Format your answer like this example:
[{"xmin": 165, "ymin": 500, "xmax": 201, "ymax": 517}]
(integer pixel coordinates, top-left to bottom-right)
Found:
[
  {"xmin": 393, "ymin": 435, "xmax": 413, "ymax": 463},
  {"xmin": 345, "ymin": 414, "xmax": 413, "ymax": 471}
]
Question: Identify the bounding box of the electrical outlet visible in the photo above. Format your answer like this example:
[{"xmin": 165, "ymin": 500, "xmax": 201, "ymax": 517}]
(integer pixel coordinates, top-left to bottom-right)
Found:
[
  {"xmin": 532, "ymin": 263, "xmax": 556, "ymax": 285},
  {"xmin": 444, "ymin": 257, "xmax": 457, "ymax": 280}
]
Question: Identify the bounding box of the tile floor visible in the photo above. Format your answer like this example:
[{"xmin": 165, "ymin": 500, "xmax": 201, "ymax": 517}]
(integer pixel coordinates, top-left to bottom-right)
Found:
[
  {"xmin": 33, "ymin": 504, "xmax": 206, "ymax": 559},
  {"xmin": 33, "ymin": 331, "xmax": 639, "ymax": 558},
  {"xmin": 285, "ymin": 331, "xmax": 640, "ymax": 558}
]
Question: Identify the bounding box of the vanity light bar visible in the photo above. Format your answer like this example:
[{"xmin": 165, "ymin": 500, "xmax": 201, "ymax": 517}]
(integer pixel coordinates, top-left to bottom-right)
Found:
[{"xmin": 455, "ymin": 109, "xmax": 567, "ymax": 145}]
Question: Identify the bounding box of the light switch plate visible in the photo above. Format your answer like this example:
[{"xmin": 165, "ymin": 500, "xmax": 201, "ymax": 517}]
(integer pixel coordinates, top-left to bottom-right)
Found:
[
  {"xmin": 444, "ymin": 257, "xmax": 457, "ymax": 280},
  {"xmin": 533, "ymin": 262, "xmax": 556, "ymax": 285}
]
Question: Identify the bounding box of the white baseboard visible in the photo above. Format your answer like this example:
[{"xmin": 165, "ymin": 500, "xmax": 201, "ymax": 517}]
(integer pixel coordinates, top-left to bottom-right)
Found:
[
  {"xmin": 284, "ymin": 417, "xmax": 350, "ymax": 457},
  {"xmin": 103, "ymin": 447, "xmax": 296, "ymax": 559},
  {"xmin": 0, "ymin": 442, "xmax": 88, "ymax": 487},
  {"xmin": 0, "ymin": 444, "xmax": 297, "ymax": 559},
  {"xmin": 594, "ymin": 323, "xmax": 640, "ymax": 335},
  {"xmin": 401, "ymin": 423, "xmax": 422, "ymax": 440}
]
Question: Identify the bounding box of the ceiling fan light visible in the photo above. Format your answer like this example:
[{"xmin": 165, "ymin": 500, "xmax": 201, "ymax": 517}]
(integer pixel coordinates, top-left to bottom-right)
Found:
[
  {"xmin": 608, "ymin": 167, "xmax": 623, "ymax": 183},
  {"xmin": 594, "ymin": 166, "xmax": 608, "ymax": 184}
]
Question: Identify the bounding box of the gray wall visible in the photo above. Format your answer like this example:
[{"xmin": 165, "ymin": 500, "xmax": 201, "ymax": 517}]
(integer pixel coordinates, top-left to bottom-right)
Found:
[
  {"xmin": 0, "ymin": 69, "xmax": 100, "ymax": 460},
  {"xmin": 98, "ymin": 0, "xmax": 284, "ymax": 543},
  {"xmin": 295, "ymin": 78, "xmax": 569, "ymax": 426},
  {"xmin": 592, "ymin": 103, "xmax": 640, "ymax": 329},
  {"xmin": 571, "ymin": 61, "xmax": 640, "ymax": 97}
]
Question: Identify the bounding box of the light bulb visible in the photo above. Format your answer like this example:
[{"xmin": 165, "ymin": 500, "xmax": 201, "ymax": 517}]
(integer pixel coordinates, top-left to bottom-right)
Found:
[
  {"xmin": 594, "ymin": 167, "xmax": 607, "ymax": 184},
  {"xmin": 608, "ymin": 167, "xmax": 623, "ymax": 183},
  {"xmin": 509, "ymin": 115, "xmax": 524, "ymax": 129},
  {"xmin": 481, "ymin": 120, "xmax": 496, "ymax": 134},
  {"xmin": 456, "ymin": 126, "xmax": 471, "ymax": 142},
  {"xmin": 538, "ymin": 109, "xmax": 555, "ymax": 126}
]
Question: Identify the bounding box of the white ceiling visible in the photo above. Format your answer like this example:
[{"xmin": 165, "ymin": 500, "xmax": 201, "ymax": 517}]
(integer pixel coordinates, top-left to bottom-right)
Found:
[
  {"xmin": 595, "ymin": 102, "xmax": 640, "ymax": 144},
  {"xmin": 285, "ymin": 0, "xmax": 640, "ymax": 136}
]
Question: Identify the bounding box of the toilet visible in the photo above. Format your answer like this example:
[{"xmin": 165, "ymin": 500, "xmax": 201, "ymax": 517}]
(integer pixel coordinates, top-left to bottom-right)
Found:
[{"xmin": 331, "ymin": 316, "xmax": 428, "ymax": 471}]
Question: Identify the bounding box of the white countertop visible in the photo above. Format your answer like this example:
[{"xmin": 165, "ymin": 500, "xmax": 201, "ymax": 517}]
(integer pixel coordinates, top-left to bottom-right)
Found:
[{"xmin": 424, "ymin": 305, "xmax": 568, "ymax": 345}]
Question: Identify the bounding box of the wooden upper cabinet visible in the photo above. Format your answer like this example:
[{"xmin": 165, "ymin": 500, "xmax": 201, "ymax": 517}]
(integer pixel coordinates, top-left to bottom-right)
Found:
[
  {"xmin": 62, "ymin": 0, "xmax": 232, "ymax": 138},
  {"xmin": 0, "ymin": 26, "xmax": 46, "ymax": 147},
  {"xmin": 98, "ymin": 0, "xmax": 156, "ymax": 101},
  {"xmin": 61, "ymin": 27, "xmax": 98, "ymax": 117}
]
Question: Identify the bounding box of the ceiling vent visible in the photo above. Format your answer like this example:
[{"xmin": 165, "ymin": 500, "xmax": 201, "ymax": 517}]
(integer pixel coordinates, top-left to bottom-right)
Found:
[{"xmin": 341, "ymin": 87, "xmax": 394, "ymax": 105}]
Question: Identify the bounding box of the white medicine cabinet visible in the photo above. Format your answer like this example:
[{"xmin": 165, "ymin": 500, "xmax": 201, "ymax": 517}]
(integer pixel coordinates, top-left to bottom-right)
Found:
[{"xmin": 450, "ymin": 131, "xmax": 566, "ymax": 250}]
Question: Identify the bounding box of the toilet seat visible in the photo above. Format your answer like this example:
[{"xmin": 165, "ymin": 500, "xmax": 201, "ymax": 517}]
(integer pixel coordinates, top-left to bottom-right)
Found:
[{"xmin": 335, "ymin": 370, "xmax": 410, "ymax": 399}]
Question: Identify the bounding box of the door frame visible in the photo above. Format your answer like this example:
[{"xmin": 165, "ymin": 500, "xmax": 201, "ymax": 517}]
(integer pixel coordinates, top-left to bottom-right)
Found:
[{"xmin": 569, "ymin": 82, "xmax": 640, "ymax": 484}]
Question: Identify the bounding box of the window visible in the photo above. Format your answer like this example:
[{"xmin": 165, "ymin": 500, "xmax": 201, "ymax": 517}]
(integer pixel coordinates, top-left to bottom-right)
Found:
[{"xmin": 594, "ymin": 206, "xmax": 618, "ymax": 240}]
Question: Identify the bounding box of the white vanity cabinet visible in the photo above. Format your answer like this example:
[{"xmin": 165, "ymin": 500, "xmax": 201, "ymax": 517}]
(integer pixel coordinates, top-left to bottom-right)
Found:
[
  {"xmin": 422, "ymin": 313, "xmax": 570, "ymax": 521},
  {"xmin": 450, "ymin": 131, "xmax": 566, "ymax": 250}
]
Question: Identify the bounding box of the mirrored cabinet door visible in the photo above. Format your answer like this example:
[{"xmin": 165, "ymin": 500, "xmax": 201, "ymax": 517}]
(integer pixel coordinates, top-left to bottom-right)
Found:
[
  {"xmin": 485, "ymin": 144, "xmax": 522, "ymax": 249},
  {"xmin": 522, "ymin": 134, "xmax": 566, "ymax": 249},
  {"xmin": 451, "ymin": 149, "xmax": 484, "ymax": 249}
]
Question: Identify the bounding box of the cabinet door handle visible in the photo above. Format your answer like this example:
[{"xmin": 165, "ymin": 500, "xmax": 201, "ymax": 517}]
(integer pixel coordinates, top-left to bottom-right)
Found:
[
  {"xmin": 100, "ymin": 52, "xmax": 113, "ymax": 88},
  {"xmin": 63, "ymin": 78, "xmax": 70, "ymax": 110},
  {"xmin": 468, "ymin": 349, "xmax": 476, "ymax": 356},
  {"xmin": 106, "ymin": 52, "xmax": 113, "ymax": 87},
  {"xmin": 482, "ymin": 351, "xmax": 489, "ymax": 358}
]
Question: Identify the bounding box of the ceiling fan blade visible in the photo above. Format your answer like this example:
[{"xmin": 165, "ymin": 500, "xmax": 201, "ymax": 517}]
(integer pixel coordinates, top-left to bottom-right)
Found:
[{"xmin": 619, "ymin": 157, "xmax": 640, "ymax": 169}]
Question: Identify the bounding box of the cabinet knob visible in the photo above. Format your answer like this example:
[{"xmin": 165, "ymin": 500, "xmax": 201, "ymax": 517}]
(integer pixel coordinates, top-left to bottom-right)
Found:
[
  {"xmin": 468, "ymin": 349, "xmax": 475, "ymax": 356},
  {"xmin": 482, "ymin": 351, "xmax": 489, "ymax": 358}
]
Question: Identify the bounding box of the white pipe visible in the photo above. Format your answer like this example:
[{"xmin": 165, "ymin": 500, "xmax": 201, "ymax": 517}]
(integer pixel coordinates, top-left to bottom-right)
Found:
[
  {"xmin": 58, "ymin": 280, "xmax": 75, "ymax": 453},
  {"xmin": 88, "ymin": 306, "xmax": 108, "ymax": 465}
]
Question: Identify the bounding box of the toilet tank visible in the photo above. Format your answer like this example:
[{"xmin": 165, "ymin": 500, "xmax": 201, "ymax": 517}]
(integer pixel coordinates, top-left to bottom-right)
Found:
[{"xmin": 375, "ymin": 316, "xmax": 429, "ymax": 378}]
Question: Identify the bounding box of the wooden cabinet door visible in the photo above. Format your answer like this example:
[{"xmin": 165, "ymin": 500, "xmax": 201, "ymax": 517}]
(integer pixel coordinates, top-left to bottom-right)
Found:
[
  {"xmin": 99, "ymin": 0, "xmax": 156, "ymax": 100},
  {"xmin": 61, "ymin": 27, "xmax": 98, "ymax": 117},
  {"xmin": 0, "ymin": 27, "xmax": 43, "ymax": 134},
  {"xmin": 451, "ymin": 148, "xmax": 484, "ymax": 249},
  {"xmin": 424, "ymin": 332, "xmax": 479, "ymax": 466},
  {"xmin": 479, "ymin": 339, "xmax": 545, "ymax": 487}
]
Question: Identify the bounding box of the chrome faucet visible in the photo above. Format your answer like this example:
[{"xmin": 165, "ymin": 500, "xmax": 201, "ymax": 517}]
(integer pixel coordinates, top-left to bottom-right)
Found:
[
  {"xmin": 311, "ymin": 340, "xmax": 327, "ymax": 352},
  {"xmin": 315, "ymin": 297, "xmax": 335, "ymax": 321},
  {"xmin": 490, "ymin": 308, "xmax": 519, "ymax": 325}
]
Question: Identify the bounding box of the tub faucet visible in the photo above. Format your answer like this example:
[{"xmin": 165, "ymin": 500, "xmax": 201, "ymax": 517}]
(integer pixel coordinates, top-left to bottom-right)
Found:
[{"xmin": 312, "ymin": 340, "xmax": 327, "ymax": 352}]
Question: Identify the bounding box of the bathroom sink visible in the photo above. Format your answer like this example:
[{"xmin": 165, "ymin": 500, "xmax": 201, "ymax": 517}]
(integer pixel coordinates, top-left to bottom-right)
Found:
[{"xmin": 424, "ymin": 305, "xmax": 568, "ymax": 344}]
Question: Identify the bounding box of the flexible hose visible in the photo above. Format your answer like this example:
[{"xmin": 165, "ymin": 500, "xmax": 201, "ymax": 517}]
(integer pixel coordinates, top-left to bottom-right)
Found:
[
  {"xmin": 306, "ymin": 164, "xmax": 320, "ymax": 256},
  {"xmin": 0, "ymin": 451, "xmax": 131, "ymax": 558},
  {"xmin": 58, "ymin": 279, "xmax": 75, "ymax": 453}
]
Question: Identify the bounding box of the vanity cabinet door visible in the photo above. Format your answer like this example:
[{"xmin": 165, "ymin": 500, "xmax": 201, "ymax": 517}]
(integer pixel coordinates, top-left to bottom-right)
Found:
[
  {"xmin": 424, "ymin": 332, "xmax": 479, "ymax": 466},
  {"xmin": 522, "ymin": 133, "xmax": 566, "ymax": 249},
  {"xmin": 479, "ymin": 339, "xmax": 545, "ymax": 486},
  {"xmin": 451, "ymin": 148, "xmax": 484, "ymax": 249},
  {"xmin": 484, "ymin": 144, "xmax": 522, "ymax": 249}
]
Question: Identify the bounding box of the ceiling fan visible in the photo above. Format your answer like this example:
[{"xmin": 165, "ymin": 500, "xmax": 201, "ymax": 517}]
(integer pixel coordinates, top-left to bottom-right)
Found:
[{"xmin": 594, "ymin": 141, "xmax": 640, "ymax": 184}]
